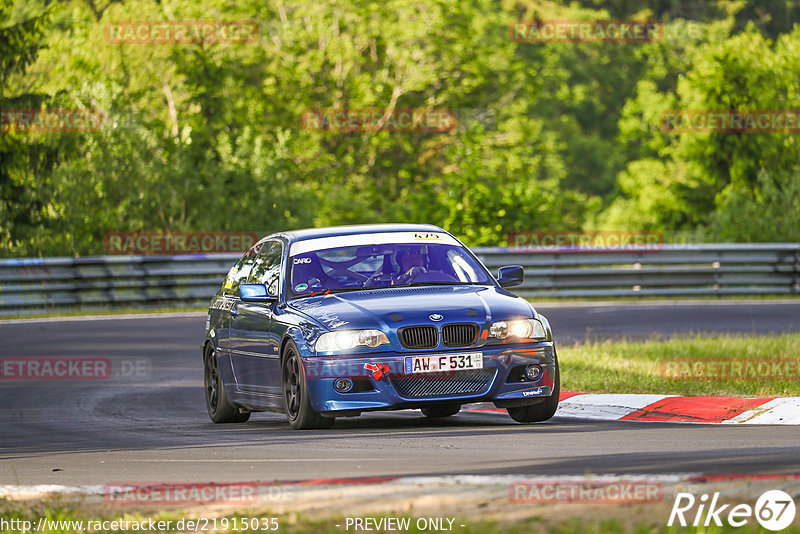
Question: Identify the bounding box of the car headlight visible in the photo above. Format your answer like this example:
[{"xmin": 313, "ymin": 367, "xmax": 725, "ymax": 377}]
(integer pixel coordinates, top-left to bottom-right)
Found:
[
  {"xmin": 489, "ymin": 318, "xmax": 547, "ymax": 341},
  {"xmin": 315, "ymin": 329, "xmax": 390, "ymax": 352}
]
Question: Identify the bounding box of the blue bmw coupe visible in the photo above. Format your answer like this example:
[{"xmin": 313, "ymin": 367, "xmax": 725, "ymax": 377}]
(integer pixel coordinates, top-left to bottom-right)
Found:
[{"xmin": 203, "ymin": 224, "xmax": 559, "ymax": 429}]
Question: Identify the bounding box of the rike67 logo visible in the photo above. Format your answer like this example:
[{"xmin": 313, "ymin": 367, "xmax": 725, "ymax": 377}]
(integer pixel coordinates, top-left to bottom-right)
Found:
[{"xmin": 669, "ymin": 490, "xmax": 796, "ymax": 531}]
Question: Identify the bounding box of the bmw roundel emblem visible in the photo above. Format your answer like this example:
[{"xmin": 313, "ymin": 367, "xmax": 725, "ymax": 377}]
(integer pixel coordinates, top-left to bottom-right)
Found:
[{"xmin": 429, "ymin": 314, "xmax": 443, "ymax": 321}]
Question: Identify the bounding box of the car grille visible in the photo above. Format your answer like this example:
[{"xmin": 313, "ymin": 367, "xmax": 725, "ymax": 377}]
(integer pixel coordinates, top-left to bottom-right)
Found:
[
  {"xmin": 399, "ymin": 326, "xmax": 438, "ymax": 349},
  {"xmin": 390, "ymin": 368, "xmax": 496, "ymax": 399},
  {"xmin": 441, "ymin": 323, "xmax": 479, "ymax": 347}
]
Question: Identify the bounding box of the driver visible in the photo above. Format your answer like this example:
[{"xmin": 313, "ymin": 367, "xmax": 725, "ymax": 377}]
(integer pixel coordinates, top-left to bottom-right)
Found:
[
  {"xmin": 364, "ymin": 246, "xmax": 427, "ymax": 286},
  {"xmin": 394, "ymin": 248, "xmax": 426, "ymax": 284}
]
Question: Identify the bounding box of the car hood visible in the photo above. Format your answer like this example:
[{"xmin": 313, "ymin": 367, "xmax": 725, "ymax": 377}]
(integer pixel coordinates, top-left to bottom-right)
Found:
[{"xmin": 288, "ymin": 285, "xmax": 535, "ymax": 331}]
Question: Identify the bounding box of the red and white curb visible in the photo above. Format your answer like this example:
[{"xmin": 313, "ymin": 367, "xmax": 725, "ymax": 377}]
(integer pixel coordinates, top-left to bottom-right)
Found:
[{"xmin": 465, "ymin": 393, "xmax": 800, "ymax": 424}]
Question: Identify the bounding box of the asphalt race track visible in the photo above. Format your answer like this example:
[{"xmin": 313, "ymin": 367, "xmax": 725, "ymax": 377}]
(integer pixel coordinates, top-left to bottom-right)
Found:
[
  {"xmin": 2, "ymin": 301, "xmax": 800, "ymax": 486},
  {"xmin": 537, "ymin": 300, "xmax": 800, "ymax": 342}
]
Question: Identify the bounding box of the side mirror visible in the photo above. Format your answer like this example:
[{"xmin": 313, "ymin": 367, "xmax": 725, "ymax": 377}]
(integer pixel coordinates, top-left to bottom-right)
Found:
[
  {"xmin": 497, "ymin": 265, "xmax": 524, "ymax": 288},
  {"xmin": 238, "ymin": 283, "xmax": 276, "ymax": 302}
]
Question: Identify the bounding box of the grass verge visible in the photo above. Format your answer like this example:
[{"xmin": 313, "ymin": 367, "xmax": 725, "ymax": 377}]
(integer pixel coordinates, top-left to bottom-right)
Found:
[
  {"xmin": 1, "ymin": 502, "xmax": 797, "ymax": 534},
  {"xmin": 558, "ymin": 333, "xmax": 800, "ymax": 396}
]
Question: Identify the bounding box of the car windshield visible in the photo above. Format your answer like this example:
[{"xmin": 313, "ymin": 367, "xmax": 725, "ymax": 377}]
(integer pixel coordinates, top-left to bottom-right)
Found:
[{"xmin": 288, "ymin": 241, "xmax": 491, "ymax": 297}]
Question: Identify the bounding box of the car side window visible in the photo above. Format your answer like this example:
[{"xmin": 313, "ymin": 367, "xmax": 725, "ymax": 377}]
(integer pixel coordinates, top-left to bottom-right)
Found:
[
  {"xmin": 223, "ymin": 244, "xmax": 261, "ymax": 296},
  {"xmin": 248, "ymin": 240, "xmax": 282, "ymax": 296}
]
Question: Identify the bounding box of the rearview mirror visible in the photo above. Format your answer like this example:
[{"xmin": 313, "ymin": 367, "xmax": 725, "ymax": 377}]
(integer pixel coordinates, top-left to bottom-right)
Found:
[
  {"xmin": 238, "ymin": 283, "xmax": 276, "ymax": 302},
  {"xmin": 497, "ymin": 265, "xmax": 524, "ymax": 288}
]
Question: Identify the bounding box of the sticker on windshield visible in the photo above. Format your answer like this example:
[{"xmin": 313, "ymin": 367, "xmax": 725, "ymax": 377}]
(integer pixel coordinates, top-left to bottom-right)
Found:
[
  {"xmin": 289, "ymin": 231, "xmax": 460, "ymax": 255},
  {"xmin": 294, "ymin": 283, "xmax": 309, "ymax": 292},
  {"xmin": 414, "ymin": 232, "xmax": 443, "ymax": 241}
]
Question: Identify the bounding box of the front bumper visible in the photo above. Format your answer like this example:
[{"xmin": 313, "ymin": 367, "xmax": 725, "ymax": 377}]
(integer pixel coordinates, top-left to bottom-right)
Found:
[{"xmin": 303, "ymin": 342, "xmax": 556, "ymax": 414}]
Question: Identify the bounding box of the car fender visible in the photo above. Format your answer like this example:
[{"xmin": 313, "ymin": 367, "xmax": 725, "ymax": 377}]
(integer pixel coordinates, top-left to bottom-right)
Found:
[{"xmin": 282, "ymin": 326, "xmax": 315, "ymax": 360}]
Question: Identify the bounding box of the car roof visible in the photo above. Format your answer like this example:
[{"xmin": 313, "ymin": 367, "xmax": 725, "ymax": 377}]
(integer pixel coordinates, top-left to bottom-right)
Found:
[{"xmin": 265, "ymin": 223, "xmax": 447, "ymax": 243}]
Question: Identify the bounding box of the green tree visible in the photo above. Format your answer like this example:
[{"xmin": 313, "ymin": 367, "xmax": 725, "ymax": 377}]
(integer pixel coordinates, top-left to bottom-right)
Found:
[{"xmin": 0, "ymin": 0, "xmax": 61, "ymax": 256}]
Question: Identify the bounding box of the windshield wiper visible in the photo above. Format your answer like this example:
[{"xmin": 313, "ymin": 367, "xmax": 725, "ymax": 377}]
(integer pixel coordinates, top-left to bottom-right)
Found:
[
  {"xmin": 394, "ymin": 281, "xmax": 478, "ymax": 288},
  {"xmin": 322, "ymin": 286, "xmax": 376, "ymax": 295}
]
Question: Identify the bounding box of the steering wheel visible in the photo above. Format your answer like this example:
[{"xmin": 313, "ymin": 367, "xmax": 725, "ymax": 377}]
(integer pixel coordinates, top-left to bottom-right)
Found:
[
  {"xmin": 392, "ymin": 266, "xmax": 427, "ymax": 284},
  {"xmin": 365, "ymin": 272, "xmax": 395, "ymax": 287}
]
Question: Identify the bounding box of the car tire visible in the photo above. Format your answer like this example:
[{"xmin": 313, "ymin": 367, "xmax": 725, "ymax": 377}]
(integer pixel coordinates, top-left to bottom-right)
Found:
[
  {"xmin": 421, "ymin": 405, "xmax": 461, "ymax": 418},
  {"xmin": 507, "ymin": 352, "xmax": 560, "ymax": 424},
  {"xmin": 282, "ymin": 340, "xmax": 335, "ymax": 430},
  {"xmin": 204, "ymin": 344, "xmax": 250, "ymax": 424}
]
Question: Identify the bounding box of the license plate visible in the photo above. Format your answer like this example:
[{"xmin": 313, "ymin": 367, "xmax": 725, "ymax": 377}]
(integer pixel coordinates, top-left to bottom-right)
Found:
[{"xmin": 403, "ymin": 353, "xmax": 483, "ymax": 374}]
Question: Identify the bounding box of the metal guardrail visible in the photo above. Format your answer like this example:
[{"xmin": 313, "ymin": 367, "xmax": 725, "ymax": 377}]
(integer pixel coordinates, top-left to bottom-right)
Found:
[
  {"xmin": 478, "ymin": 243, "xmax": 800, "ymax": 298},
  {"xmin": 0, "ymin": 254, "xmax": 238, "ymax": 316},
  {"xmin": 0, "ymin": 244, "xmax": 798, "ymax": 315}
]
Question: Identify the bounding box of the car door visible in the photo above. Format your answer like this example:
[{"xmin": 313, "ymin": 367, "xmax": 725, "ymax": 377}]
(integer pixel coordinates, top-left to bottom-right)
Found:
[
  {"xmin": 228, "ymin": 240, "xmax": 283, "ymax": 396},
  {"xmin": 216, "ymin": 246, "xmax": 259, "ymax": 371}
]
